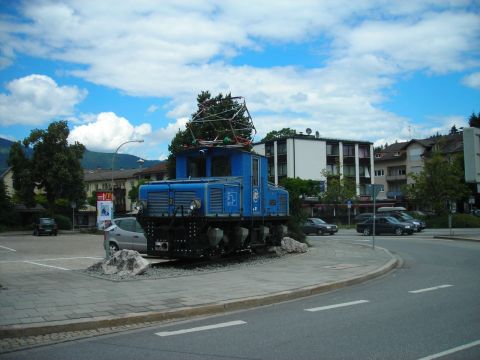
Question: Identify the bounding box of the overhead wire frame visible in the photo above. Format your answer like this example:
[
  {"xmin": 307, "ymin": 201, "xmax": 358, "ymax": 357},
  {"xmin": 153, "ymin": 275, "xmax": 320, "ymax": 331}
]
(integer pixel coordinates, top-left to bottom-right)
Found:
[{"xmin": 186, "ymin": 96, "xmax": 256, "ymax": 148}]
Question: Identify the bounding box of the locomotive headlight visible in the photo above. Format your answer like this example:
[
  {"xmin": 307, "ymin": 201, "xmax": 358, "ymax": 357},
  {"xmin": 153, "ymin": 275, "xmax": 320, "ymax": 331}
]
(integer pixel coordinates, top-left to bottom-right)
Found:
[
  {"xmin": 137, "ymin": 200, "xmax": 147, "ymax": 211},
  {"xmin": 190, "ymin": 199, "xmax": 201, "ymax": 211}
]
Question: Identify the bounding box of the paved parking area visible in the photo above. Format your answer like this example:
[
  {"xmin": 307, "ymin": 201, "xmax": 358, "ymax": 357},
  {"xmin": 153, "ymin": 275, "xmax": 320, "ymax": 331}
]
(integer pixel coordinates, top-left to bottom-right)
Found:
[{"xmin": 0, "ymin": 233, "xmax": 105, "ymax": 282}]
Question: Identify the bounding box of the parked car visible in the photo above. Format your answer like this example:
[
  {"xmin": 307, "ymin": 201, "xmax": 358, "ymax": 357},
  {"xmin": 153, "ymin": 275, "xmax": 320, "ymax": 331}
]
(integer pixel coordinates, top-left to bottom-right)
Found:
[
  {"xmin": 302, "ymin": 218, "xmax": 338, "ymax": 235},
  {"xmin": 33, "ymin": 218, "xmax": 58, "ymax": 236},
  {"xmin": 356, "ymin": 216, "xmax": 414, "ymax": 236},
  {"xmin": 104, "ymin": 217, "xmax": 146, "ymax": 256},
  {"xmin": 378, "ymin": 211, "xmax": 426, "ymax": 232},
  {"xmin": 354, "ymin": 213, "xmax": 373, "ymax": 223}
]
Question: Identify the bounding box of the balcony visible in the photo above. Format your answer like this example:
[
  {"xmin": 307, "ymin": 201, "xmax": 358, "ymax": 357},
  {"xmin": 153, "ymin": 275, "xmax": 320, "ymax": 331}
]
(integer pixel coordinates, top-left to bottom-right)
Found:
[
  {"xmin": 386, "ymin": 174, "xmax": 407, "ymax": 181},
  {"xmin": 387, "ymin": 191, "xmax": 404, "ymax": 199}
]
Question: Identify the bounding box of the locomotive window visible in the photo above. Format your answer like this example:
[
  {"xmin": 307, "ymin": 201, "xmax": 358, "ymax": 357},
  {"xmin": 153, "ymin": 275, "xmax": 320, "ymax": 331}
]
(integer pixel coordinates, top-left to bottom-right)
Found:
[
  {"xmin": 187, "ymin": 157, "xmax": 206, "ymax": 177},
  {"xmin": 211, "ymin": 156, "xmax": 231, "ymax": 177},
  {"xmin": 252, "ymin": 158, "xmax": 259, "ymax": 186}
]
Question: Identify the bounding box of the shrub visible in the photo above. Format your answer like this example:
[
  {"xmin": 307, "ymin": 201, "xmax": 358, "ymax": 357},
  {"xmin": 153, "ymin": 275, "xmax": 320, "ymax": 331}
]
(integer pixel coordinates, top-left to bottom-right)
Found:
[
  {"xmin": 425, "ymin": 214, "xmax": 480, "ymax": 228},
  {"xmin": 54, "ymin": 214, "xmax": 72, "ymax": 230}
]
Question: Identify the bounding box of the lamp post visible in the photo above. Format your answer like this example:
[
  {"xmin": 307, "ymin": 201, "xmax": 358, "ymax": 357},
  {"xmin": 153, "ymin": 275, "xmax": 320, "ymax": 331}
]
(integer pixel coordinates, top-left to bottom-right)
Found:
[{"xmin": 111, "ymin": 139, "xmax": 144, "ymax": 219}]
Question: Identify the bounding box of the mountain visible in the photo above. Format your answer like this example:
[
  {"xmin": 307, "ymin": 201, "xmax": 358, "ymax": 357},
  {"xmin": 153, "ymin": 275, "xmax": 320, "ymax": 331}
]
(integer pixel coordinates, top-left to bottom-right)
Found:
[{"xmin": 0, "ymin": 137, "xmax": 161, "ymax": 173}]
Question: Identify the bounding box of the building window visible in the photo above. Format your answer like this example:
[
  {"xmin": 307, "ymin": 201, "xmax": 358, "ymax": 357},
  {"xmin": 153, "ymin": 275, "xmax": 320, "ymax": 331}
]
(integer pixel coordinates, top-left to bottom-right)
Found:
[
  {"xmin": 374, "ymin": 169, "xmax": 385, "ymax": 176},
  {"xmin": 265, "ymin": 144, "xmax": 273, "ymax": 156},
  {"xmin": 326, "ymin": 164, "xmax": 338, "ymax": 175},
  {"xmin": 359, "ymin": 166, "xmax": 371, "ymax": 177},
  {"xmin": 411, "ymin": 166, "xmax": 422, "ymax": 174},
  {"xmin": 327, "ymin": 143, "xmax": 339, "ymax": 156},
  {"xmin": 375, "ymin": 153, "xmax": 382, "ymax": 158},
  {"xmin": 409, "ymin": 148, "xmax": 423, "ymax": 161},
  {"xmin": 277, "ymin": 141, "xmax": 287, "ymax": 155},
  {"xmin": 398, "ymin": 168, "xmax": 406, "ymax": 175},
  {"xmin": 379, "ymin": 184, "xmax": 385, "ymax": 192},
  {"xmin": 394, "ymin": 151, "xmax": 400, "ymax": 157},
  {"xmin": 358, "ymin": 146, "xmax": 370, "ymax": 158},
  {"xmin": 278, "ymin": 163, "xmax": 287, "ymax": 176},
  {"xmin": 343, "ymin": 144, "xmax": 355, "ymax": 157},
  {"xmin": 344, "ymin": 165, "xmax": 355, "ymax": 176}
]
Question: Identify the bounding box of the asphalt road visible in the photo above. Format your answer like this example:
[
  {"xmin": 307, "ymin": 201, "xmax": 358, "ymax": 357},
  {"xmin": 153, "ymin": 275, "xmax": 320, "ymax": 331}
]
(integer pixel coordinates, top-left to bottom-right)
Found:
[{"xmin": 2, "ymin": 231, "xmax": 480, "ymax": 360}]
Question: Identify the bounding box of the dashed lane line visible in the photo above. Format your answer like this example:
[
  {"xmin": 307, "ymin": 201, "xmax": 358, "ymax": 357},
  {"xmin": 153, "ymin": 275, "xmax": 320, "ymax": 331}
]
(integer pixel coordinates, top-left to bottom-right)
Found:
[
  {"xmin": 417, "ymin": 339, "xmax": 480, "ymax": 360},
  {"xmin": 0, "ymin": 245, "xmax": 16, "ymax": 252},
  {"xmin": 155, "ymin": 320, "xmax": 247, "ymax": 337},
  {"xmin": 408, "ymin": 284, "xmax": 453, "ymax": 294},
  {"xmin": 305, "ymin": 300, "xmax": 370, "ymax": 312},
  {"xmin": 24, "ymin": 261, "xmax": 71, "ymax": 271}
]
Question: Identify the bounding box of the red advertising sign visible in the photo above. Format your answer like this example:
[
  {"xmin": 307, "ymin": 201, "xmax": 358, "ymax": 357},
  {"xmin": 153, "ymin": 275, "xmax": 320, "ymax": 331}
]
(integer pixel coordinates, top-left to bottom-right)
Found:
[{"xmin": 97, "ymin": 191, "xmax": 112, "ymax": 201}]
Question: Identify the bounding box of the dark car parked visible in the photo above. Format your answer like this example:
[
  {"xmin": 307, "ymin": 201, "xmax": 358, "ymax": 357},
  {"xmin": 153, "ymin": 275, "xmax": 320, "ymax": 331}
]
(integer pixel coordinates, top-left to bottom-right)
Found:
[
  {"xmin": 382, "ymin": 211, "xmax": 426, "ymax": 232},
  {"xmin": 356, "ymin": 216, "xmax": 414, "ymax": 236},
  {"xmin": 104, "ymin": 217, "xmax": 147, "ymax": 256},
  {"xmin": 302, "ymin": 218, "xmax": 338, "ymax": 235},
  {"xmin": 354, "ymin": 213, "xmax": 373, "ymax": 223},
  {"xmin": 33, "ymin": 218, "xmax": 58, "ymax": 236}
]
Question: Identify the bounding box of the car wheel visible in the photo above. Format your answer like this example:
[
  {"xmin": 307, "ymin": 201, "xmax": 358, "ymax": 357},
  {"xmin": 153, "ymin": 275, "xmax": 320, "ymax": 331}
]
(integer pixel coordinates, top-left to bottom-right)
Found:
[
  {"xmin": 317, "ymin": 229, "xmax": 324, "ymax": 236},
  {"xmin": 109, "ymin": 242, "xmax": 119, "ymax": 257},
  {"xmin": 395, "ymin": 227, "xmax": 403, "ymax": 236},
  {"xmin": 363, "ymin": 228, "xmax": 371, "ymax": 236},
  {"xmin": 329, "ymin": 232, "xmax": 335, "ymax": 235}
]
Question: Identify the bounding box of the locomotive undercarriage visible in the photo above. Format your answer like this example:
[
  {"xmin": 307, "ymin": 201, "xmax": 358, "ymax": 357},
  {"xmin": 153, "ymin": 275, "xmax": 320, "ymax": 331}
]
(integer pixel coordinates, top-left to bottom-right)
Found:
[{"xmin": 138, "ymin": 215, "xmax": 289, "ymax": 259}]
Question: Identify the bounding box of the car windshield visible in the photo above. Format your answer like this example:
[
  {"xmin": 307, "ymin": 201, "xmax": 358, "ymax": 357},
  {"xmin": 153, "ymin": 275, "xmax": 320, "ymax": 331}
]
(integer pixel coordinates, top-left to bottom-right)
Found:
[
  {"xmin": 385, "ymin": 216, "xmax": 401, "ymax": 224},
  {"xmin": 40, "ymin": 218, "xmax": 54, "ymax": 224},
  {"xmin": 311, "ymin": 218, "xmax": 326, "ymax": 224},
  {"xmin": 399, "ymin": 212, "xmax": 413, "ymax": 220}
]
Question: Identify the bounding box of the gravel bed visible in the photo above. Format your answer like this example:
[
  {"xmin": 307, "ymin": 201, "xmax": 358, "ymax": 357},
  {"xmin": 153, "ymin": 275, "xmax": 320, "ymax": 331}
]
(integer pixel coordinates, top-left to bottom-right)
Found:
[{"xmin": 81, "ymin": 249, "xmax": 308, "ymax": 282}]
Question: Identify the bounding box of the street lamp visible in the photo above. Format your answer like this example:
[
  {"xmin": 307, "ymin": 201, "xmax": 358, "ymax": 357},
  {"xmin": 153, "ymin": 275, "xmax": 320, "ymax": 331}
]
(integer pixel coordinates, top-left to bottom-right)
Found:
[{"xmin": 111, "ymin": 139, "xmax": 144, "ymax": 218}]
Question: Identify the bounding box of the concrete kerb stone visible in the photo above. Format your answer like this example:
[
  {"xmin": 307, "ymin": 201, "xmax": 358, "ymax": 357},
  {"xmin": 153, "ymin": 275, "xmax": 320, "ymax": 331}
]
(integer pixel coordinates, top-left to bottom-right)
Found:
[
  {"xmin": 433, "ymin": 235, "xmax": 480, "ymax": 243},
  {"xmin": 0, "ymin": 247, "xmax": 400, "ymax": 340}
]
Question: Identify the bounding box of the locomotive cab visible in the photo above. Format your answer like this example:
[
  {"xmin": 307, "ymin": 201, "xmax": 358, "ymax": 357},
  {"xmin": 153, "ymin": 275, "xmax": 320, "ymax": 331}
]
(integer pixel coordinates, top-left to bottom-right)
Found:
[{"xmin": 137, "ymin": 146, "xmax": 289, "ymax": 258}]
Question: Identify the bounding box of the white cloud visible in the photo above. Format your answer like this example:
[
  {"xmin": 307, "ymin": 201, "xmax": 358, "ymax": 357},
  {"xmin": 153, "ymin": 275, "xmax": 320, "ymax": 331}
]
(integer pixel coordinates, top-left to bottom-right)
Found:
[
  {"xmin": 0, "ymin": 74, "xmax": 87, "ymax": 126},
  {"xmin": 1, "ymin": 1, "xmax": 478, "ymax": 150},
  {"xmin": 147, "ymin": 105, "xmax": 159, "ymax": 113},
  {"xmin": 68, "ymin": 112, "xmax": 152, "ymax": 152},
  {"xmin": 462, "ymin": 72, "xmax": 480, "ymax": 89}
]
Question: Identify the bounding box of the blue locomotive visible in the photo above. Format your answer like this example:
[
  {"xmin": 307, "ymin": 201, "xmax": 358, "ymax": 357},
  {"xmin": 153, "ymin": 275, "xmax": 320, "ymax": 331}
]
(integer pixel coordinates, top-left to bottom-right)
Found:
[{"xmin": 136, "ymin": 146, "xmax": 289, "ymax": 258}]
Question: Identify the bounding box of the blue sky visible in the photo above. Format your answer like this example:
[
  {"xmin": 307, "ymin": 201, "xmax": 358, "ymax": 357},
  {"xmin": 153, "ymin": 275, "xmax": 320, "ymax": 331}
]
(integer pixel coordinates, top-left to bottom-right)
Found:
[{"xmin": 0, "ymin": 1, "xmax": 479, "ymax": 160}]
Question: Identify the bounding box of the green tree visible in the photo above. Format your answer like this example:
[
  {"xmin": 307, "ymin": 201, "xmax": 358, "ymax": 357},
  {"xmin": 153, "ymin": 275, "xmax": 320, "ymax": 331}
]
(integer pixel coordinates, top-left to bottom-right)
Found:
[
  {"xmin": 261, "ymin": 128, "xmax": 297, "ymax": 142},
  {"xmin": 0, "ymin": 179, "xmax": 17, "ymax": 227},
  {"xmin": 8, "ymin": 121, "xmax": 86, "ymax": 215},
  {"xmin": 320, "ymin": 169, "xmax": 357, "ymax": 215},
  {"xmin": 280, "ymin": 177, "xmax": 320, "ymax": 218},
  {"xmin": 468, "ymin": 112, "xmax": 480, "ymax": 128},
  {"xmin": 128, "ymin": 179, "xmax": 147, "ymax": 204},
  {"xmin": 167, "ymin": 91, "xmax": 255, "ymax": 178},
  {"xmin": 405, "ymin": 153, "xmax": 470, "ymax": 214}
]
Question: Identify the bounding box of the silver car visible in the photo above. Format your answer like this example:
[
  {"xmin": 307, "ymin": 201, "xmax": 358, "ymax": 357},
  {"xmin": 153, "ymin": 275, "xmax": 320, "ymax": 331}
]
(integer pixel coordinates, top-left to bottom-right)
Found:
[{"xmin": 104, "ymin": 217, "xmax": 147, "ymax": 256}]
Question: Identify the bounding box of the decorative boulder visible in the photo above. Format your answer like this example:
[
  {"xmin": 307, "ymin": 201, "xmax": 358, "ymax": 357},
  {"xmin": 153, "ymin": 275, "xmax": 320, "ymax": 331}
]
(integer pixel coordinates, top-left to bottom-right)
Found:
[
  {"xmin": 90, "ymin": 249, "xmax": 150, "ymax": 276},
  {"xmin": 280, "ymin": 237, "xmax": 308, "ymax": 253}
]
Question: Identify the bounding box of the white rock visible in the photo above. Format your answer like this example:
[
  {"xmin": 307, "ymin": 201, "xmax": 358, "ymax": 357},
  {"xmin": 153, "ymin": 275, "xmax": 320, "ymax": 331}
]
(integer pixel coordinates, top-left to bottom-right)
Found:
[
  {"xmin": 280, "ymin": 237, "xmax": 308, "ymax": 253},
  {"xmin": 97, "ymin": 249, "xmax": 150, "ymax": 276}
]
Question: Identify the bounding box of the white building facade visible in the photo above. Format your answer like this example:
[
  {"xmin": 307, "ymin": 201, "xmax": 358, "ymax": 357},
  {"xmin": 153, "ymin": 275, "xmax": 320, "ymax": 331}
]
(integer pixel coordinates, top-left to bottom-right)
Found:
[{"xmin": 253, "ymin": 135, "xmax": 374, "ymax": 197}]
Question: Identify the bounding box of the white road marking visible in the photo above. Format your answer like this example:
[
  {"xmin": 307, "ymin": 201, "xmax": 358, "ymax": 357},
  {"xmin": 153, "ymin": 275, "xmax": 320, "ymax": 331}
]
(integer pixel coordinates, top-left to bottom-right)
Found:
[
  {"xmin": 305, "ymin": 300, "xmax": 369, "ymax": 312},
  {"xmin": 0, "ymin": 256, "xmax": 103, "ymax": 264},
  {"xmin": 24, "ymin": 261, "xmax": 70, "ymax": 271},
  {"xmin": 155, "ymin": 320, "xmax": 247, "ymax": 337},
  {"xmin": 417, "ymin": 339, "xmax": 480, "ymax": 360},
  {"xmin": 0, "ymin": 245, "xmax": 16, "ymax": 252},
  {"xmin": 409, "ymin": 284, "xmax": 453, "ymax": 294}
]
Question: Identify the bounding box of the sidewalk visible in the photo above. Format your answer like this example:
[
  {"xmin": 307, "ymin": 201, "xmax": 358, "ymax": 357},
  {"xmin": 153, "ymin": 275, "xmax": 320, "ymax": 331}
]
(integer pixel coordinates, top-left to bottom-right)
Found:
[{"xmin": 0, "ymin": 239, "xmax": 397, "ymax": 351}]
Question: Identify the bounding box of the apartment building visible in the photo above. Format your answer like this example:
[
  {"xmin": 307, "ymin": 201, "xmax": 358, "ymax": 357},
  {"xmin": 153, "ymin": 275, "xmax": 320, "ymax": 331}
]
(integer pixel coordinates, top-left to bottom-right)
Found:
[
  {"xmin": 253, "ymin": 133, "xmax": 374, "ymax": 196},
  {"xmin": 374, "ymin": 133, "xmax": 463, "ymax": 200},
  {"xmin": 83, "ymin": 162, "xmax": 168, "ymax": 214}
]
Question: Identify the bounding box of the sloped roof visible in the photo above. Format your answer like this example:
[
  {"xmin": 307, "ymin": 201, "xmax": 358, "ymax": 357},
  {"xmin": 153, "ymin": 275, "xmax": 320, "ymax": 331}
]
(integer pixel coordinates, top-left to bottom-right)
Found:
[{"xmin": 83, "ymin": 168, "xmax": 139, "ymax": 181}]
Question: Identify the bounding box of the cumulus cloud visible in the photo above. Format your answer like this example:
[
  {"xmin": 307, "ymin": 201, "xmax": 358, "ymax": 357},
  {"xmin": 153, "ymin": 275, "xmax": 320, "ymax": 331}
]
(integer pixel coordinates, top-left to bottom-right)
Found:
[
  {"xmin": 1, "ymin": 1, "xmax": 478, "ymax": 148},
  {"xmin": 69, "ymin": 112, "xmax": 152, "ymax": 152},
  {"xmin": 0, "ymin": 74, "xmax": 87, "ymax": 126},
  {"xmin": 462, "ymin": 72, "xmax": 480, "ymax": 89}
]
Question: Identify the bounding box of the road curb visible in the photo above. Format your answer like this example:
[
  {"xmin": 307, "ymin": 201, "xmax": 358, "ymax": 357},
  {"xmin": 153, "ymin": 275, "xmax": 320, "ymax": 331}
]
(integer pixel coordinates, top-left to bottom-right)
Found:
[
  {"xmin": 433, "ymin": 236, "xmax": 480, "ymax": 243},
  {"xmin": 0, "ymin": 250, "xmax": 399, "ymax": 339}
]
